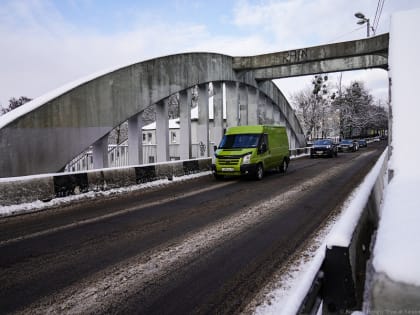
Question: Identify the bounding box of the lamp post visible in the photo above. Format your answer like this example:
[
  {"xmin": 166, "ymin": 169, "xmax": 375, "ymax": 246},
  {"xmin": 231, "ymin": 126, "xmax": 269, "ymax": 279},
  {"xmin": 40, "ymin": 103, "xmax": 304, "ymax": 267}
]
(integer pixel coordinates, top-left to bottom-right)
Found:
[{"xmin": 355, "ymin": 12, "xmax": 373, "ymax": 37}]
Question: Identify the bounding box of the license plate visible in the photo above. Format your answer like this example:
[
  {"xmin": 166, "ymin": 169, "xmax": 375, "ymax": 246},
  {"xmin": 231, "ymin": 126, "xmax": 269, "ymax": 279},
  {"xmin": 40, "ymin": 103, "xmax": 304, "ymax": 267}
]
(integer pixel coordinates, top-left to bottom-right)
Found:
[
  {"xmin": 316, "ymin": 151, "xmax": 323, "ymax": 154},
  {"xmin": 222, "ymin": 167, "xmax": 234, "ymax": 172}
]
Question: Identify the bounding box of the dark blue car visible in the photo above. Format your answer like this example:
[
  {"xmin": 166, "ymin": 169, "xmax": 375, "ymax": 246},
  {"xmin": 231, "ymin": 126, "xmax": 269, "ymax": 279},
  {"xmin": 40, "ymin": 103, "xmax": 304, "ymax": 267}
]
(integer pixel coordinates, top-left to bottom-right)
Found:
[{"xmin": 310, "ymin": 139, "xmax": 338, "ymax": 158}]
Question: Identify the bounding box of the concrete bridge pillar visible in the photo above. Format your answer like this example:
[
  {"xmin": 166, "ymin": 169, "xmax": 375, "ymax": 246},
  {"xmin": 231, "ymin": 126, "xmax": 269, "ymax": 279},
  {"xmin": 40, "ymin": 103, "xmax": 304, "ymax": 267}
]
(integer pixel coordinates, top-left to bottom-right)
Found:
[
  {"xmin": 212, "ymin": 82, "xmax": 224, "ymax": 146},
  {"xmin": 197, "ymin": 84, "xmax": 210, "ymax": 157},
  {"xmin": 225, "ymin": 81, "xmax": 239, "ymax": 128},
  {"xmin": 266, "ymin": 100, "xmax": 274, "ymax": 124},
  {"xmin": 239, "ymin": 84, "xmax": 248, "ymax": 125},
  {"xmin": 92, "ymin": 134, "xmax": 109, "ymax": 169},
  {"xmin": 128, "ymin": 112, "xmax": 144, "ymax": 165},
  {"xmin": 179, "ymin": 89, "xmax": 192, "ymax": 160},
  {"xmin": 273, "ymin": 104, "xmax": 281, "ymax": 125},
  {"xmin": 258, "ymin": 94, "xmax": 267, "ymax": 125},
  {"xmin": 156, "ymin": 100, "xmax": 169, "ymax": 162},
  {"xmin": 248, "ymin": 87, "xmax": 259, "ymax": 125}
]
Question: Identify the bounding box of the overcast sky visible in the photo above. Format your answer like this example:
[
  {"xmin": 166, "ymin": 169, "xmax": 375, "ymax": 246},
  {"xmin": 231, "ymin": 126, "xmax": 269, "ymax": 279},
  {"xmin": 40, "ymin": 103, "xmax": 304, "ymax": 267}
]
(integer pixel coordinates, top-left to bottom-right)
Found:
[{"xmin": 0, "ymin": 0, "xmax": 418, "ymax": 109}]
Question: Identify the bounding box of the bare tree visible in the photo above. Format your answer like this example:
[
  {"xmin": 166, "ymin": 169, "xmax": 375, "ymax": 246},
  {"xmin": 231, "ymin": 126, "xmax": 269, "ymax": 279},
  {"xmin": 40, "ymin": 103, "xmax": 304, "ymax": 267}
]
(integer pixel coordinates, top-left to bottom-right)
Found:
[
  {"xmin": 1, "ymin": 96, "xmax": 32, "ymax": 115},
  {"xmin": 292, "ymin": 75, "xmax": 336, "ymax": 140}
]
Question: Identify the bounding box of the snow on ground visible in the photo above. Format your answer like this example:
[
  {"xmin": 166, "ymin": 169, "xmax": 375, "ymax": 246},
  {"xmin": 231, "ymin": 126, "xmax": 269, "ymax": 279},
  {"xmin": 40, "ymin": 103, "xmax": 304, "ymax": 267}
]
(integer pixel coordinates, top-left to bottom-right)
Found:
[
  {"xmin": 372, "ymin": 7, "xmax": 420, "ymax": 287},
  {"xmin": 255, "ymin": 148, "xmax": 388, "ymax": 315},
  {"xmin": 0, "ymin": 171, "xmax": 212, "ymax": 217}
]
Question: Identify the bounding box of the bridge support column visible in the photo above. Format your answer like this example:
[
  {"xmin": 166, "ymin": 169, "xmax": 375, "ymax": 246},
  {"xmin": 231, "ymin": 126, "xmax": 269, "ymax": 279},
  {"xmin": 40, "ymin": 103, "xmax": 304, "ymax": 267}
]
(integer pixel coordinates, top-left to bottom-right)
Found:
[
  {"xmin": 197, "ymin": 84, "xmax": 210, "ymax": 157},
  {"xmin": 212, "ymin": 82, "xmax": 224, "ymax": 145},
  {"xmin": 273, "ymin": 104, "xmax": 281, "ymax": 125},
  {"xmin": 258, "ymin": 94, "xmax": 267, "ymax": 125},
  {"xmin": 128, "ymin": 113, "xmax": 144, "ymax": 165},
  {"xmin": 156, "ymin": 100, "xmax": 169, "ymax": 162},
  {"xmin": 239, "ymin": 84, "xmax": 248, "ymax": 125},
  {"xmin": 92, "ymin": 134, "xmax": 109, "ymax": 169},
  {"xmin": 225, "ymin": 81, "xmax": 239, "ymax": 128},
  {"xmin": 266, "ymin": 100, "xmax": 274, "ymax": 124},
  {"xmin": 248, "ymin": 87, "xmax": 259, "ymax": 125},
  {"xmin": 179, "ymin": 89, "xmax": 192, "ymax": 160}
]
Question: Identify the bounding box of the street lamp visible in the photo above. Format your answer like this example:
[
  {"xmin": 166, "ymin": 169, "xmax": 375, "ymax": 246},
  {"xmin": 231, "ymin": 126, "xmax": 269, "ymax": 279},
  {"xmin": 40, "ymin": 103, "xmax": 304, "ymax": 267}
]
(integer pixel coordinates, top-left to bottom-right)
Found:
[{"xmin": 354, "ymin": 12, "xmax": 373, "ymax": 37}]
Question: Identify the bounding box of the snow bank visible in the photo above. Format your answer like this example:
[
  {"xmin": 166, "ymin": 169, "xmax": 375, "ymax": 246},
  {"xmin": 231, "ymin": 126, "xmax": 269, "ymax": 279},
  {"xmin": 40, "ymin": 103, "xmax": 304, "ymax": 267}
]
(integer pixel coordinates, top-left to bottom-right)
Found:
[{"xmin": 372, "ymin": 7, "xmax": 420, "ymax": 287}]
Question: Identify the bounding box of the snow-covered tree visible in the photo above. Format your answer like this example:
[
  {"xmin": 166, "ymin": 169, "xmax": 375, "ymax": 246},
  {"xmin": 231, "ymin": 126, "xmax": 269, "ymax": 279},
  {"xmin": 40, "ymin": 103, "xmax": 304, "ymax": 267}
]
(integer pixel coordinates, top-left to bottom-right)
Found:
[
  {"xmin": 332, "ymin": 81, "xmax": 380, "ymax": 138},
  {"xmin": 292, "ymin": 75, "xmax": 336, "ymax": 140}
]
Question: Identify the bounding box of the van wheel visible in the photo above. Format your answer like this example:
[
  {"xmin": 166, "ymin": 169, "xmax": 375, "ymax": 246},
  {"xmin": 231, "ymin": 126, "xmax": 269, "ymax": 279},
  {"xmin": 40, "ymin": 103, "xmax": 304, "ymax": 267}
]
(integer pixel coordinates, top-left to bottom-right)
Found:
[
  {"xmin": 255, "ymin": 164, "xmax": 264, "ymax": 180},
  {"xmin": 279, "ymin": 159, "xmax": 288, "ymax": 173}
]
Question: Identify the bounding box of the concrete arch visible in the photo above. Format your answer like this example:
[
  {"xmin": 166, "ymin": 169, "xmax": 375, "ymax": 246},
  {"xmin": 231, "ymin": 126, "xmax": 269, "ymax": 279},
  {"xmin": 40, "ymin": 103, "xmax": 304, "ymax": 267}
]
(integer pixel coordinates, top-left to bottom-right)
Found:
[{"xmin": 0, "ymin": 53, "xmax": 305, "ymax": 178}]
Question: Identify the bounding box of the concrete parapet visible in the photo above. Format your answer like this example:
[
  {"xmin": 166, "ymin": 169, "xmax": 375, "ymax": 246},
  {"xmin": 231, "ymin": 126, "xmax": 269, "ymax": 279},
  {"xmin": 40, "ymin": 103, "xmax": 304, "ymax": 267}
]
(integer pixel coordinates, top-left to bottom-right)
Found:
[
  {"xmin": 87, "ymin": 167, "xmax": 137, "ymax": 191},
  {"xmin": 155, "ymin": 163, "xmax": 176, "ymax": 179},
  {"xmin": 0, "ymin": 158, "xmax": 211, "ymax": 209},
  {"xmin": 198, "ymin": 158, "xmax": 212, "ymax": 172},
  {"xmin": 297, "ymin": 148, "xmax": 389, "ymax": 315},
  {"xmin": 0, "ymin": 176, "xmax": 55, "ymax": 206}
]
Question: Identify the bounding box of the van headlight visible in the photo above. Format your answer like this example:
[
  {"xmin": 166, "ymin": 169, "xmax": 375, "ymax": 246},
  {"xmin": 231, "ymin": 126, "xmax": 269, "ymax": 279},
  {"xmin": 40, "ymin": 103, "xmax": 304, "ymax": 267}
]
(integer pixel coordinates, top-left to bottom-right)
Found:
[{"xmin": 242, "ymin": 153, "xmax": 251, "ymax": 165}]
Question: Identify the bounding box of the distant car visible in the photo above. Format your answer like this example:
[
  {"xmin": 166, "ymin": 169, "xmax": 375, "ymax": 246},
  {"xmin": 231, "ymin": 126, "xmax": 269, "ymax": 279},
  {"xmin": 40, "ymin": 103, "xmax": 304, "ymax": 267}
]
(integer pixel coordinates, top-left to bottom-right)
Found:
[
  {"xmin": 357, "ymin": 139, "xmax": 368, "ymax": 148},
  {"xmin": 310, "ymin": 139, "xmax": 338, "ymax": 158},
  {"xmin": 339, "ymin": 139, "xmax": 357, "ymax": 152}
]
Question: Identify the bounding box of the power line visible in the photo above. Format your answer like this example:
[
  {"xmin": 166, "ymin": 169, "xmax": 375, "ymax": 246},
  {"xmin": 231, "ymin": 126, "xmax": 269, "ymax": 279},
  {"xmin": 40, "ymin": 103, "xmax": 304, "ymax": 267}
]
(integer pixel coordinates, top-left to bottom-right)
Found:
[
  {"xmin": 329, "ymin": 26, "xmax": 366, "ymax": 42},
  {"xmin": 372, "ymin": 0, "xmax": 386, "ymax": 35},
  {"xmin": 372, "ymin": 0, "xmax": 382, "ymax": 32},
  {"xmin": 376, "ymin": 0, "xmax": 386, "ymax": 32}
]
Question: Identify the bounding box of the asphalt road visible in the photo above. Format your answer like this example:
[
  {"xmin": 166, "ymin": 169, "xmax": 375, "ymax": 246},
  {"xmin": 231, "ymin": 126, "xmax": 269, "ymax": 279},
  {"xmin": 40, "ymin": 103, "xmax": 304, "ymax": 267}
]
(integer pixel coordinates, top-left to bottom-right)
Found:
[{"xmin": 0, "ymin": 142, "xmax": 387, "ymax": 315}]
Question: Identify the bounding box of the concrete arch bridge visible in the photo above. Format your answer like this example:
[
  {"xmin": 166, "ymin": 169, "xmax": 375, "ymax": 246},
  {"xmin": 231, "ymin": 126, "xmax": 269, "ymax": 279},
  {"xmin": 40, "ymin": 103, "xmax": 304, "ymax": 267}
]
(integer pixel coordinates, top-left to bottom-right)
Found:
[
  {"xmin": 0, "ymin": 33, "xmax": 388, "ymax": 178},
  {"xmin": 0, "ymin": 53, "xmax": 305, "ymax": 178}
]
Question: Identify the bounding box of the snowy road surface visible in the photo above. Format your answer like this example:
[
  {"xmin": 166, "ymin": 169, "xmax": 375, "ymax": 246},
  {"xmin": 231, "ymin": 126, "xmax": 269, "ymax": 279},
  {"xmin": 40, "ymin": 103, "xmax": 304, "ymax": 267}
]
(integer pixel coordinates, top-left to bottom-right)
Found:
[{"xmin": 0, "ymin": 142, "xmax": 386, "ymax": 314}]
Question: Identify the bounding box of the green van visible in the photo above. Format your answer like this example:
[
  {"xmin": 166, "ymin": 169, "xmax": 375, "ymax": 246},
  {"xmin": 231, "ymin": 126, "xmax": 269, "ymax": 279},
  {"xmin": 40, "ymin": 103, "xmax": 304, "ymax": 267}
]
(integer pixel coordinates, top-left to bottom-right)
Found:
[{"xmin": 212, "ymin": 125, "xmax": 290, "ymax": 180}]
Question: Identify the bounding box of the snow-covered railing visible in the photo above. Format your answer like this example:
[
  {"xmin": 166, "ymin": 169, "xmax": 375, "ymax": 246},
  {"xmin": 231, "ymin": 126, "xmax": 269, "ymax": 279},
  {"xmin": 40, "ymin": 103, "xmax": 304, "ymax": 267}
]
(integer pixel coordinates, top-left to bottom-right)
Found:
[{"xmin": 296, "ymin": 147, "xmax": 389, "ymax": 314}]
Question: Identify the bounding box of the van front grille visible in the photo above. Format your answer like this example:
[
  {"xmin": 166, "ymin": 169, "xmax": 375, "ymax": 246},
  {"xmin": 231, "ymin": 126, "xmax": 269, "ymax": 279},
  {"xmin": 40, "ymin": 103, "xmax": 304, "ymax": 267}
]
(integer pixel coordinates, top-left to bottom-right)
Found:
[{"xmin": 218, "ymin": 157, "xmax": 240, "ymax": 166}]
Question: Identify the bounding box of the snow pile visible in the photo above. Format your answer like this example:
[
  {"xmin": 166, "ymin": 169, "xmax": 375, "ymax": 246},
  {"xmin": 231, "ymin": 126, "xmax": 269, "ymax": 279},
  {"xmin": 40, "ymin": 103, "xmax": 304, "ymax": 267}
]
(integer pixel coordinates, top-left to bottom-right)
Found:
[{"xmin": 372, "ymin": 7, "xmax": 420, "ymax": 286}]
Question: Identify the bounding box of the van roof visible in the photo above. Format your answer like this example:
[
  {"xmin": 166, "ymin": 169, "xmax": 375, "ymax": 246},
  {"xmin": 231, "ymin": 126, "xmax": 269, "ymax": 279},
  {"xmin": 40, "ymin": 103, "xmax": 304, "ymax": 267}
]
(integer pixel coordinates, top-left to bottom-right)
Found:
[{"xmin": 225, "ymin": 125, "xmax": 285, "ymax": 135}]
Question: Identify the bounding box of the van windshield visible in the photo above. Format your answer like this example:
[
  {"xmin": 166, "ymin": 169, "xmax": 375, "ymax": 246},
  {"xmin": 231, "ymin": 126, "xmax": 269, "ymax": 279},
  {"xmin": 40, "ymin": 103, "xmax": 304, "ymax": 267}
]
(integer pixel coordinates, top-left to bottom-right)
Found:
[{"xmin": 219, "ymin": 134, "xmax": 261, "ymax": 149}]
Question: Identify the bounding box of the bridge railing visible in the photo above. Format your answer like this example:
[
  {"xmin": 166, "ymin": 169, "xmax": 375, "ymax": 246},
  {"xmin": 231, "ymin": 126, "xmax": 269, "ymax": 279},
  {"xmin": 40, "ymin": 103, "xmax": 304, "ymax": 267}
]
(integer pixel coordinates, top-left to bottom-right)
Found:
[
  {"xmin": 296, "ymin": 148, "xmax": 388, "ymax": 314},
  {"xmin": 65, "ymin": 140, "xmax": 226, "ymax": 173}
]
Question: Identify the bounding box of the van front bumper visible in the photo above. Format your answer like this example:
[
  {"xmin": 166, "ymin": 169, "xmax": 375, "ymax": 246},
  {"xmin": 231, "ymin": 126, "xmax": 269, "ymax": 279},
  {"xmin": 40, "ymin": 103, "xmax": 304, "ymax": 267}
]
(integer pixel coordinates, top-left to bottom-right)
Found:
[
  {"xmin": 240, "ymin": 163, "xmax": 258, "ymax": 176},
  {"xmin": 212, "ymin": 163, "xmax": 257, "ymax": 176}
]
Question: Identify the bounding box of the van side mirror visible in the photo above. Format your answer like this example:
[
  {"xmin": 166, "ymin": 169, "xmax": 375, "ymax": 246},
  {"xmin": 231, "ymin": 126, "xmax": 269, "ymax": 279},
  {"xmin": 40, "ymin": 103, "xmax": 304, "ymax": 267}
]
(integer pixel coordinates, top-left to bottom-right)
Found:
[
  {"xmin": 213, "ymin": 145, "xmax": 218, "ymax": 152},
  {"xmin": 259, "ymin": 143, "xmax": 267, "ymax": 154}
]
